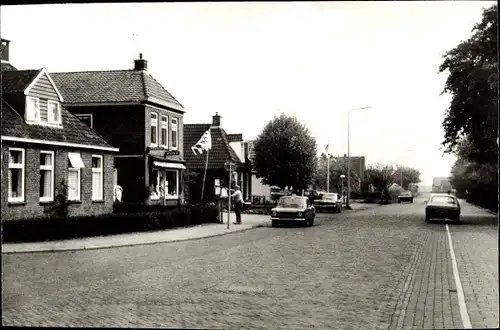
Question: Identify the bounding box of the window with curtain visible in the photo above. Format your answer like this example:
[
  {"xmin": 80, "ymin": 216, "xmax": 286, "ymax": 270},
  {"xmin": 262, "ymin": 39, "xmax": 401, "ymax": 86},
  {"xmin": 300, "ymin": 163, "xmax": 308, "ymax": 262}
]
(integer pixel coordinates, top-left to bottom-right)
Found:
[
  {"xmin": 39, "ymin": 151, "xmax": 54, "ymax": 201},
  {"xmin": 150, "ymin": 112, "xmax": 158, "ymax": 147},
  {"xmin": 68, "ymin": 164, "xmax": 80, "ymax": 201},
  {"xmin": 8, "ymin": 148, "xmax": 25, "ymax": 202},
  {"xmin": 92, "ymin": 155, "xmax": 103, "ymax": 200},
  {"xmin": 171, "ymin": 118, "xmax": 178, "ymax": 150},
  {"xmin": 47, "ymin": 101, "xmax": 61, "ymax": 124},
  {"xmin": 26, "ymin": 96, "xmax": 40, "ymax": 121},
  {"xmin": 160, "ymin": 115, "xmax": 168, "ymax": 148}
]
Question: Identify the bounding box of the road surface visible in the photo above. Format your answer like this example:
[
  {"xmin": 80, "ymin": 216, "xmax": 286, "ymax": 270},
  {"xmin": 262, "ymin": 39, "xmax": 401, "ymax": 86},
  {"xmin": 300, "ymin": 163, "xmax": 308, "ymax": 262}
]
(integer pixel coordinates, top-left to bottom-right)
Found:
[{"xmin": 2, "ymin": 194, "xmax": 498, "ymax": 329}]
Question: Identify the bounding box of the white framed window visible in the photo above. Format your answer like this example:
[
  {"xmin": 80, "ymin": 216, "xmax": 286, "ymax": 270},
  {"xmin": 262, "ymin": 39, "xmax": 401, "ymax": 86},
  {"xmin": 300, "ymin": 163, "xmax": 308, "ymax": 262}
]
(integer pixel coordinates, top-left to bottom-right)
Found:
[
  {"xmin": 171, "ymin": 117, "xmax": 178, "ymax": 150},
  {"xmin": 39, "ymin": 151, "xmax": 54, "ymax": 202},
  {"xmin": 68, "ymin": 152, "xmax": 85, "ymax": 201},
  {"xmin": 8, "ymin": 148, "xmax": 25, "ymax": 203},
  {"xmin": 47, "ymin": 100, "xmax": 61, "ymax": 124},
  {"xmin": 76, "ymin": 114, "xmax": 93, "ymax": 128},
  {"xmin": 160, "ymin": 115, "xmax": 168, "ymax": 148},
  {"xmin": 25, "ymin": 96, "xmax": 40, "ymax": 122},
  {"xmin": 92, "ymin": 155, "xmax": 104, "ymax": 200},
  {"xmin": 150, "ymin": 112, "xmax": 158, "ymax": 147}
]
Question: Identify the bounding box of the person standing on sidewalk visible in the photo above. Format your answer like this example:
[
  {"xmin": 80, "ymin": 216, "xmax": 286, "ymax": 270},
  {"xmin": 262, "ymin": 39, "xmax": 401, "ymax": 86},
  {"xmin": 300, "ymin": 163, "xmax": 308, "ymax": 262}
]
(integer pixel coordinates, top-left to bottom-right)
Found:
[{"xmin": 232, "ymin": 185, "xmax": 243, "ymax": 224}]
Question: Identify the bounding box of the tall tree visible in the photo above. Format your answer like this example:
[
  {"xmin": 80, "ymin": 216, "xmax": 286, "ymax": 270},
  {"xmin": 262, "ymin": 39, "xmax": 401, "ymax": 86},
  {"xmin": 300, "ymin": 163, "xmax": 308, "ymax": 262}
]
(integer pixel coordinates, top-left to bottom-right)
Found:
[
  {"xmin": 438, "ymin": 4, "xmax": 498, "ymax": 164},
  {"xmin": 253, "ymin": 113, "xmax": 318, "ymax": 192},
  {"xmin": 392, "ymin": 166, "xmax": 422, "ymax": 189},
  {"xmin": 365, "ymin": 164, "xmax": 396, "ymax": 191}
]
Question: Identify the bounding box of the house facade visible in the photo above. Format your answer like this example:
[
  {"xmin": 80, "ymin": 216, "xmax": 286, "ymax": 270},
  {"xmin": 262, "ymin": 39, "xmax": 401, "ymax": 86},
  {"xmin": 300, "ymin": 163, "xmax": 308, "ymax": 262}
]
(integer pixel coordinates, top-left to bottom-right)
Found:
[
  {"xmin": 183, "ymin": 113, "xmax": 251, "ymax": 203},
  {"xmin": 1, "ymin": 68, "xmax": 119, "ymax": 221},
  {"xmin": 51, "ymin": 54, "xmax": 186, "ymax": 206}
]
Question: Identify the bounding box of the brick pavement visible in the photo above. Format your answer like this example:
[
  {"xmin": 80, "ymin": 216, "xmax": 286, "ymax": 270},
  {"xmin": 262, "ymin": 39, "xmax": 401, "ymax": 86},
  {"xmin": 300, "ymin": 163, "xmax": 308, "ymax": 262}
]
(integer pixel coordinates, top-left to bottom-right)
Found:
[
  {"xmin": 2, "ymin": 208, "xmax": 426, "ymax": 328},
  {"xmin": 2, "ymin": 200, "xmax": 497, "ymax": 329},
  {"xmin": 389, "ymin": 222, "xmax": 462, "ymax": 330},
  {"xmin": 448, "ymin": 201, "xmax": 499, "ymax": 329}
]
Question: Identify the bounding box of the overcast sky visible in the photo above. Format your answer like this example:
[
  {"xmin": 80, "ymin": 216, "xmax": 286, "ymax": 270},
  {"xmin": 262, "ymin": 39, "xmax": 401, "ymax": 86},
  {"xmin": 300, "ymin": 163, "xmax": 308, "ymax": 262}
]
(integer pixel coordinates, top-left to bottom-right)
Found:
[{"xmin": 1, "ymin": 2, "xmax": 493, "ymax": 185}]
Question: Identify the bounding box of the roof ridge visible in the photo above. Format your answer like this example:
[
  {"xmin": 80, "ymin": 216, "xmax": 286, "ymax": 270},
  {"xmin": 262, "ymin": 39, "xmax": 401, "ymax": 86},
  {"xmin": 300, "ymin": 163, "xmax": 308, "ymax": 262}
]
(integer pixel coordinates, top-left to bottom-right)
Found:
[{"xmin": 51, "ymin": 69, "xmax": 137, "ymax": 74}]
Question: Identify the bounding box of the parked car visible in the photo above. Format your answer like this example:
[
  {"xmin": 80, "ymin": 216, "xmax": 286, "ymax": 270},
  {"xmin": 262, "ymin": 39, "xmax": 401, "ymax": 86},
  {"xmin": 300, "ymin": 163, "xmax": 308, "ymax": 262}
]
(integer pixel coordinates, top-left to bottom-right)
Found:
[
  {"xmin": 424, "ymin": 194, "xmax": 461, "ymax": 223},
  {"xmin": 398, "ymin": 191, "xmax": 414, "ymax": 203},
  {"xmin": 314, "ymin": 192, "xmax": 343, "ymax": 213},
  {"xmin": 270, "ymin": 195, "xmax": 315, "ymax": 227}
]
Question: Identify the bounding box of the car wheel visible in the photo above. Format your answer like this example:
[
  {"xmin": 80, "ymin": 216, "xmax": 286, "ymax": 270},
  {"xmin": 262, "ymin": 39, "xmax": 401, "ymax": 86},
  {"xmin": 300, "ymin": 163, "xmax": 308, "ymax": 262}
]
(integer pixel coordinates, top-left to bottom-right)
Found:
[
  {"xmin": 411, "ymin": 200, "xmax": 413, "ymax": 203},
  {"xmin": 271, "ymin": 220, "xmax": 277, "ymax": 227},
  {"xmin": 425, "ymin": 214, "xmax": 430, "ymax": 223},
  {"xmin": 398, "ymin": 200, "xmax": 401, "ymax": 204}
]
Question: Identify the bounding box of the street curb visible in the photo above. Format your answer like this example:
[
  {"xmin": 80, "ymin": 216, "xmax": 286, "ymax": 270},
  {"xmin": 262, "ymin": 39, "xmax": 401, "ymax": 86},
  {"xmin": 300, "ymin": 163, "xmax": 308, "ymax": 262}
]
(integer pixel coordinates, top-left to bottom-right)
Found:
[{"xmin": 1, "ymin": 224, "xmax": 266, "ymax": 254}]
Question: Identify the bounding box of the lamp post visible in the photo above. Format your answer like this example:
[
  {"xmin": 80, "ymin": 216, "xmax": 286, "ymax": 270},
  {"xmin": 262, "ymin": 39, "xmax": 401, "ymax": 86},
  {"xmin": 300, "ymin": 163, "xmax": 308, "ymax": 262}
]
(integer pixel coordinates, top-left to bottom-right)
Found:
[
  {"xmin": 347, "ymin": 106, "xmax": 371, "ymax": 209},
  {"xmin": 340, "ymin": 174, "xmax": 346, "ymax": 204}
]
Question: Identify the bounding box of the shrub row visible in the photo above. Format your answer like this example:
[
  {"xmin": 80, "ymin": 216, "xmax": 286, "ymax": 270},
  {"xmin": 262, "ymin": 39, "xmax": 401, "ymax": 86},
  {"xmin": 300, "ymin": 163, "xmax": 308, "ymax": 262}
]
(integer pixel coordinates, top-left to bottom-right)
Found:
[{"xmin": 3, "ymin": 204, "xmax": 219, "ymax": 243}]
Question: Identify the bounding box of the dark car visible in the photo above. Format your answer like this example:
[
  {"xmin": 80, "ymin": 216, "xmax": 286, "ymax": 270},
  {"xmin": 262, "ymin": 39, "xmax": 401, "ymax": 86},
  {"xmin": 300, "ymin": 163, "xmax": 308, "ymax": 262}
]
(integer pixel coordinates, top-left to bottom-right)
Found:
[
  {"xmin": 398, "ymin": 191, "xmax": 413, "ymax": 203},
  {"xmin": 314, "ymin": 193, "xmax": 343, "ymax": 213},
  {"xmin": 425, "ymin": 194, "xmax": 461, "ymax": 223},
  {"xmin": 270, "ymin": 195, "xmax": 316, "ymax": 227}
]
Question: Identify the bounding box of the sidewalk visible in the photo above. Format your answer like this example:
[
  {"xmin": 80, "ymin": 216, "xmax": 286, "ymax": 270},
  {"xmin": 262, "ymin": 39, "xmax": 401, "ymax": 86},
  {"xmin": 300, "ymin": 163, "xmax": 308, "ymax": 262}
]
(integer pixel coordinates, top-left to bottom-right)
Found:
[{"xmin": 1, "ymin": 213, "xmax": 270, "ymax": 254}]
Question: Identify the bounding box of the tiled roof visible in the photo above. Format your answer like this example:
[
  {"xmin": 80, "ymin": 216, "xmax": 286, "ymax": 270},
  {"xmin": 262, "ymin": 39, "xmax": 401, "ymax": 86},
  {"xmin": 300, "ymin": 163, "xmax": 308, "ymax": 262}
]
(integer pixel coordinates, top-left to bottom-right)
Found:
[
  {"xmin": 184, "ymin": 124, "xmax": 241, "ymax": 170},
  {"xmin": 1, "ymin": 61, "xmax": 17, "ymax": 71},
  {"xmin": 1, "ymin": 69, "xmax": 39, "ymax": 93},
  {"xmin": 51, "ymin": 70, "xmax": 184, "ymax": 111},
  {"xmin": 2, "ymin": 98, "xmax": 115, "ymax": 150},
  {"xmin": 227, "ymin": 133, "xmax": 243, "ymax": 142}
]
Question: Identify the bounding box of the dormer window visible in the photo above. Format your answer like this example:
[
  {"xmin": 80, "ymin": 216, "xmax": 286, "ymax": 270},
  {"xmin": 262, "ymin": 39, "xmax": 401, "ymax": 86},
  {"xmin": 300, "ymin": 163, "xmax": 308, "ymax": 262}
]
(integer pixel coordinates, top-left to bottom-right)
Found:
[
  {"xmin": 47, "ymin": 100, "xmax": 61, "ymax": 124},
  {"xmin": 25, "ymin": 96, "xmax": 62, "ymax": 126},
  {"xmin": 26, "ymin": 96, "xmax": 40, "ymax": 121}
]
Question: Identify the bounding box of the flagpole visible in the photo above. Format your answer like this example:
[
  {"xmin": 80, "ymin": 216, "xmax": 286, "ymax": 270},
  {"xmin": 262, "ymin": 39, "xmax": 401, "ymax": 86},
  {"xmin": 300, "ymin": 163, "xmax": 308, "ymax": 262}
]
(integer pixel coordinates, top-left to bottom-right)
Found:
[
  {"xmin": 200, "ymin": 149, "xmax": 210, "ymax": 203},
  {"xmin": 326, "ymin": 137, "xmax": 330, "ymax": 193}
]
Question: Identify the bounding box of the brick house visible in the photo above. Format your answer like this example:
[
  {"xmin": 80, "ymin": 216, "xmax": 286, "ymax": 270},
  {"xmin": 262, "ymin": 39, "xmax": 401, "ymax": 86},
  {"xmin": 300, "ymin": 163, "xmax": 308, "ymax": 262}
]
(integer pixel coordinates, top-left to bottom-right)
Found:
[
  {"xmin": 1, "ymin": 68, "xmax": 119, "ymax": 221},
  {"xmin": 51, "ymin": 54, "xmax": 186, "ymax": 205},
  {"xmin": 183, "ymin": 113, "xmax": 252, "ymax": 203}
]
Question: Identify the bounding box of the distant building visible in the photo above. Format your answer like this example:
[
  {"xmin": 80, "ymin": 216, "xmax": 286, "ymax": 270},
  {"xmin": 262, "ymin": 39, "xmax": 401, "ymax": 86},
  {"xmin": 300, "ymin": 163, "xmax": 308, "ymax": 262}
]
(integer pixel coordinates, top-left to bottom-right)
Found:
[{"xmin": 432, "ymin": 177, "xmax": 452, "ymax": 193}]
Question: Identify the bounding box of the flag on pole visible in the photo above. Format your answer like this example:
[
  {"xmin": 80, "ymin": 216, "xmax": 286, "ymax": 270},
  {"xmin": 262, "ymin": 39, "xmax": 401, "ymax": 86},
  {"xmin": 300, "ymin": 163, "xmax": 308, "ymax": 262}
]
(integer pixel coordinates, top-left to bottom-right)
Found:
[
  {"xmin": 192, "ymin": 128, "xmax": 212, "ymax": 155},
  {"xmin": 324, "ymin": 138, "xmax": 330, "ymax": 156}
]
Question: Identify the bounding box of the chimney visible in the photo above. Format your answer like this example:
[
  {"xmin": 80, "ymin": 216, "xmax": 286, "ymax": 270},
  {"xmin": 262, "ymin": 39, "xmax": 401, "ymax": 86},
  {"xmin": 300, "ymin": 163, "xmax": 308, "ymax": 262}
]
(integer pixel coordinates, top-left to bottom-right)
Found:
[
  {"xmin": 1, "ymin": 38, "xmax": 10, "ymax": 62},
  {"xmin": 212, "ymin": 112, "xmax": 221, "ymax": 127},
  {"xmin": 134, "ymin": 53, "xmax": 148, "ymax": 71}
]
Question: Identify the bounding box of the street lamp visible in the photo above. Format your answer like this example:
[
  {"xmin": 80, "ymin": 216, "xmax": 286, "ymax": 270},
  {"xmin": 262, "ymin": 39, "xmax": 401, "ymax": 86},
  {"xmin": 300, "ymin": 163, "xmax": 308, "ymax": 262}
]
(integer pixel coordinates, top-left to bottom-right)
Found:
[
  {"xmin": 347, "ymin": 106, "xmax": 372, "ymax": 209},
  {"xmin": 340, "ymin": 174, "xmax": 346, "ymax": 204}
]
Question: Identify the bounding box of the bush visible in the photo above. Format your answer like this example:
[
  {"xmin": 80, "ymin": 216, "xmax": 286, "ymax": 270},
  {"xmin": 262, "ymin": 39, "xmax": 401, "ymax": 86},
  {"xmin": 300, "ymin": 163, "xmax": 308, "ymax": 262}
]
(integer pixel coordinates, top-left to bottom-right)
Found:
[{"xmin": 3, "ymin": 204, "xmax": 219, "ymax": 243}]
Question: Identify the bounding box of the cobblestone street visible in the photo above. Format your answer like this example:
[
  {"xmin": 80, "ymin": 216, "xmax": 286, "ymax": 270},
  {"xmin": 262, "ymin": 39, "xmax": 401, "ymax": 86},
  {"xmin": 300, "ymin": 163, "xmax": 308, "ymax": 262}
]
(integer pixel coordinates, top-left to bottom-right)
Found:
[{"xmin": 2, "ymin": 196, "xmax": 498, "ymax": 329}]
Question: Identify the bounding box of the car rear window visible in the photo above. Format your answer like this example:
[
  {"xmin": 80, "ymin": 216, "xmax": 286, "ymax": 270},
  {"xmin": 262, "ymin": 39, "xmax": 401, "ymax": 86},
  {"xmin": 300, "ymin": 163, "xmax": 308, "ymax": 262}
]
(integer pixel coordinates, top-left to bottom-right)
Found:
[{"xmin": 430, "ymin": 196, "xmax": 456, "ymax": 204}]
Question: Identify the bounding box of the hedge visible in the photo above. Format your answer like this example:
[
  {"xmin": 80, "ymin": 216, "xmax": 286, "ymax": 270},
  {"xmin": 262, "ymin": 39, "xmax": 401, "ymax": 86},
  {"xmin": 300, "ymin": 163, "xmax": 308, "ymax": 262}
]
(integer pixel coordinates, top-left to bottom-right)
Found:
[{"xmin": 2, "ymin": 204, "xmax": 219, "ymax": 243}]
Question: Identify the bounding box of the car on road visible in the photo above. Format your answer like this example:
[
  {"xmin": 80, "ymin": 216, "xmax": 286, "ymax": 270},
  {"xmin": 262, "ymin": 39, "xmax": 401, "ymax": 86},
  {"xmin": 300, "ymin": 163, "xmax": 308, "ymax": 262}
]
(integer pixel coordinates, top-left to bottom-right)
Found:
[
  {"xmin": 424, "ymin": 194, "xmax": 461, "ymax": 223},
  {"xmin": 398, "ymin": 191, "xmax": 414, "ymax": 203},
  {"xmin": 314, "ymin": 192, "xmax": 343, "ymax": 213},
  {"xmin": 271, "ymin": 195, "xmax": 315, "ymax": 227}
]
